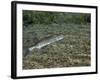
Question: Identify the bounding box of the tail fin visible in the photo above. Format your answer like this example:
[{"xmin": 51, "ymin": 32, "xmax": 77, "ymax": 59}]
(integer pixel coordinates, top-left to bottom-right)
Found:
[{"xmin": 28, "ymin": 46, "xmax": 36, "ymax": 52}]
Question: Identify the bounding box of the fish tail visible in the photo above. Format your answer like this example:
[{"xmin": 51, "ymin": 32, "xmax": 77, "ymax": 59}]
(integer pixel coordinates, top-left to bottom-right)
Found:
[{"xmin": 28, "ymin": 46, "xmax": 36, "ymax": 51}]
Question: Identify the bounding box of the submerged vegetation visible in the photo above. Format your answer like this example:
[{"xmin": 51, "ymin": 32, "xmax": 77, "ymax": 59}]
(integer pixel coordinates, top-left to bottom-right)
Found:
[{"xmin": 23, "ymin": 10, "xmax": 91, "ymax": 69}]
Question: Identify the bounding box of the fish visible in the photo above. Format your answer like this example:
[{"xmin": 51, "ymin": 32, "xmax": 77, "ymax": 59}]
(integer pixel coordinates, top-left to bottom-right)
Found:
[{"xmin": 28, "ymin": 34, "xmax": 64, "ymax": 52}]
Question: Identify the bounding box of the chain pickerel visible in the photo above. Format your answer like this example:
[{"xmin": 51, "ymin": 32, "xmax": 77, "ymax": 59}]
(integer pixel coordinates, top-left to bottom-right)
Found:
[{"xmin": 28, "ymin": 35, "xmax": 64, "ymax": 51}]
